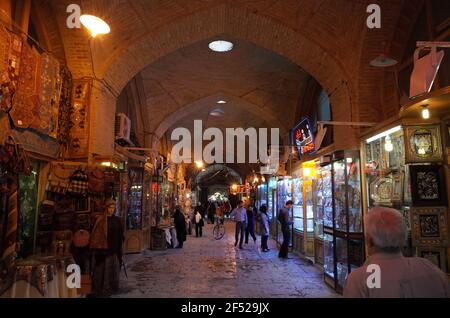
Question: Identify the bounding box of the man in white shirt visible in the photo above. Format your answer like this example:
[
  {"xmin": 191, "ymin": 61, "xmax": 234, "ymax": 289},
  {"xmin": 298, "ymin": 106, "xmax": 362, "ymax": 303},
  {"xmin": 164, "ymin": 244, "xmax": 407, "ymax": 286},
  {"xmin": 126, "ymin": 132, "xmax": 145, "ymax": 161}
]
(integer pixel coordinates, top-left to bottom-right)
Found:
[
  {"xmin": 344, "ymin": 206, "xmax": 450, "ymax": 298},
  {"xmin": 230, "ymin": 200, "xmax": 248, "ymax": 249}
]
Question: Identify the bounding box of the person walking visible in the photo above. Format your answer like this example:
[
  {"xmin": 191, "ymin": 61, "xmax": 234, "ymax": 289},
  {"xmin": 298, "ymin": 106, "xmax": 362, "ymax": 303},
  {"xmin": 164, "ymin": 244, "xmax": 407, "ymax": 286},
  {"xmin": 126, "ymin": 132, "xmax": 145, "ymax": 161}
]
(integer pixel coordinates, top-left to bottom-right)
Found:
[
  {"xmin": 277, "ymin": 200, "xmax": 293, "ymax": 259},
  {"xmin": 245, "ymin": 202, "xmax": 257, "ymax": 244},
  {"xmin": 230, "ymin": 200, "xmax": 247, "ymax": 249},
  {"xmin": 344, "ymin": 207, "xmax": 450, "ymax": 297},
  {"xmin": 194, "ymin": 209, "xmax": 204, "ymax": 237},
  {"xmin": 173, "ymin": 207, "xmax": 187, "ymax": 248},
  {"xmin": 259, "ymin": 205, "xmax": 270, "ymax": 252}
]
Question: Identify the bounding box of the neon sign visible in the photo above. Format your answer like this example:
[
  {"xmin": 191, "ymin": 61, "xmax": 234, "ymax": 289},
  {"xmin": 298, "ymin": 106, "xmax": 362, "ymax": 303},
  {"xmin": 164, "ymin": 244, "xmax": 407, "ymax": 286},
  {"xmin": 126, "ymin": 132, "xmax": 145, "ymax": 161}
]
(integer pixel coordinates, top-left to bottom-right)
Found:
[{"xmin": 292, "ymin": 117, "xmax": 316, "ymax": 159}]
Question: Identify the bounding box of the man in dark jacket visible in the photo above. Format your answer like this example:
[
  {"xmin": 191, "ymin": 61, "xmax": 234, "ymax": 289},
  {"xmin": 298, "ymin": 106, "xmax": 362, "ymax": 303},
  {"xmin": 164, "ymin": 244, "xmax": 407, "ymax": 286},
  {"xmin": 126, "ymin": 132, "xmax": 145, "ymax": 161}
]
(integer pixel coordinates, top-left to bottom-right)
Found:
[
  {"xmin": 173, "ymin": 208, "xmax": 187, "ymax": 248},
  {"xmin": 278, "ymin": 200, "xmax": 293, "ymax": 259}
]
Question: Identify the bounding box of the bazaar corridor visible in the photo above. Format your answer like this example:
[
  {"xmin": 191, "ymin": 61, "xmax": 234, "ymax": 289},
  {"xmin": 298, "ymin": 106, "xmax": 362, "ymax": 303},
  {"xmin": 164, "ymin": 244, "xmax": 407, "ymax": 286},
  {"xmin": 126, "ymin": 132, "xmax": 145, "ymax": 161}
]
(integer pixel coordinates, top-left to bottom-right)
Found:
[
  {"xmin": 0, "ymin": 0, "xmax": 449, "ymax": 302},
  {"xmin": 115, "ymin": 221, "xmax": 337, "ymax": 298}
]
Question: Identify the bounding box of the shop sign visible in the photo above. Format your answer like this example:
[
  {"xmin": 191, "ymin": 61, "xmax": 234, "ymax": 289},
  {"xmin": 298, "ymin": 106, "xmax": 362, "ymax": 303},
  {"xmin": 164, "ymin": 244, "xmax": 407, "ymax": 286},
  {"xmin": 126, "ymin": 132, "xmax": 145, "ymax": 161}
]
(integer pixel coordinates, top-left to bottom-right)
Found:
[{"xmin": 292, "ymin": 117, "xmax": 316, "ymax": 159}]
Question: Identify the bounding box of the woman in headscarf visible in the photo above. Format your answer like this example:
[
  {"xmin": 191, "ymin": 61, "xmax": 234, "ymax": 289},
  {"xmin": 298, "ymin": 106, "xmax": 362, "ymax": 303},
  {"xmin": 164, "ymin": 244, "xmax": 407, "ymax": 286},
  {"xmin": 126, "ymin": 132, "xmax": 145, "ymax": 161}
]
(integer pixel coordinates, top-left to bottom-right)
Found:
[{"xmin": 173, "ymin": 207, "xmax": 187, "ymax": 248}]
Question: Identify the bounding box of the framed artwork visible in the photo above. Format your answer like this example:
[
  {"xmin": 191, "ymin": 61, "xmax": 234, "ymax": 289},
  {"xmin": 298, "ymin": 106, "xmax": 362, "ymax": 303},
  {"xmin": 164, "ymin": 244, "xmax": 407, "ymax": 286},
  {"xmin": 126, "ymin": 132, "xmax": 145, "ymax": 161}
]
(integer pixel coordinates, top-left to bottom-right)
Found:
[
  {"xmin": 404, "ymin": 125, "xmax": 443, "ymax": 163},
  {"xmin": 370, "ymin": 176, "xmax": 393, "ymax": 206},
  {"xmin": 417, "ymin": 247, "xmax": 447, "ymax": 272},
  {"xmin": 409, "ymin": 165, "xmax": 447, "ymax": 206},
  {"xmin": 411, "ymin": 207, "xmax": 448, "ymax": 246}
]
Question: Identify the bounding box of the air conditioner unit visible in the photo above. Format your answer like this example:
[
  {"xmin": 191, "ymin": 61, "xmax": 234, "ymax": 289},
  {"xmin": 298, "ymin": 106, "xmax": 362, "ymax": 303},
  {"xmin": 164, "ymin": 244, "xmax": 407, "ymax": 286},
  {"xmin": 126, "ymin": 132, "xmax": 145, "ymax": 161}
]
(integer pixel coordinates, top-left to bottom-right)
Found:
[{"xmin": 115, "ymin": 113, "xmax": 131, "ymax": 143}]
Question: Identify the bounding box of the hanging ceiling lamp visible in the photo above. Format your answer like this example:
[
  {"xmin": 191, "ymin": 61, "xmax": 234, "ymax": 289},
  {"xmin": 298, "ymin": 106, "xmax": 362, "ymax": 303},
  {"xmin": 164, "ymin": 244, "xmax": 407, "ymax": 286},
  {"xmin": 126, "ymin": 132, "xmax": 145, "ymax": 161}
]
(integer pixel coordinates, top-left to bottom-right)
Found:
[
  {"xmin": 370, "ymin": 53, "xmax": 398, "ymax": 67},
  {"xmin": 80, "ymin": 14, "xmax": 111, "ymax": 38}
]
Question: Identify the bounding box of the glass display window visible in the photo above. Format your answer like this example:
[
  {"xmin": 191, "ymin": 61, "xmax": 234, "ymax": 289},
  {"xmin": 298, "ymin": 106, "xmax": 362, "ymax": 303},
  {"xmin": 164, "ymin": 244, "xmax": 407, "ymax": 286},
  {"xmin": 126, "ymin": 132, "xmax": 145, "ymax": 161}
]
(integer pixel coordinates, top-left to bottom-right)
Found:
[
  {"xmin": 333, "ymin": 160, "xmax": 347, "ymax": 232},
  {"xmin": 346, "ymin": 158, "xmax": 362, "ymax": 233},
  {"xmin": 363, "ymin": 126, "xmax": 413, "ymax": 252},
  {"xmin": 335, "ymin": 236, "xmax": 348, "ymax": 290},
  {"xmin": 320, "ymin": 150, "xmax": 364, "ymax": 292},
  {"xmin": 292, "ymin": 177, "xmax": 303, "ymax": 231},
  {"xmin": 304, "ymin": 181, "xmax": 314, "ymax": 233},
  {"xmin": 317, "ymin": 164, "xmax": 332, "ymax": 232},
  {"xmin": 127, "ymin": 167, "xmax": 144, "ymax": 230},
  {"xmin": 323, "ymin": 233, "xmax": 334, "ymax": 280}
]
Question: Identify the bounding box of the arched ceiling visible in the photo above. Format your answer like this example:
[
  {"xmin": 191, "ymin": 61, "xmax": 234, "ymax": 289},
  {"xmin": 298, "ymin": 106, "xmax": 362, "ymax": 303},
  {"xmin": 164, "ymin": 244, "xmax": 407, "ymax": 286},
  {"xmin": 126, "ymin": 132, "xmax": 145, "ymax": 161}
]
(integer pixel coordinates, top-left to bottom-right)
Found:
[
  {"xmin": 144, "ymin": 37, "xmax": 307, "ymax": 140},
  {"xmin": 39, "ymin": 0, "xmax": 426, "ymax": 157},
  {"xmin": 195, "ymin": 164, "xmax": 242, "ymax": 185}
]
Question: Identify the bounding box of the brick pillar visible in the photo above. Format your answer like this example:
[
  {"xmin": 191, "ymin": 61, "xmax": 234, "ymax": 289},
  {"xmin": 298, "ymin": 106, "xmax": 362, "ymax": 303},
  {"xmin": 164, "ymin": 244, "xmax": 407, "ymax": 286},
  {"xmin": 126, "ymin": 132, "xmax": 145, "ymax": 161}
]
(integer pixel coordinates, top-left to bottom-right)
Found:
[{"xmin": 88, "ymin": 81, "xmax": 117, "ymax": 163}]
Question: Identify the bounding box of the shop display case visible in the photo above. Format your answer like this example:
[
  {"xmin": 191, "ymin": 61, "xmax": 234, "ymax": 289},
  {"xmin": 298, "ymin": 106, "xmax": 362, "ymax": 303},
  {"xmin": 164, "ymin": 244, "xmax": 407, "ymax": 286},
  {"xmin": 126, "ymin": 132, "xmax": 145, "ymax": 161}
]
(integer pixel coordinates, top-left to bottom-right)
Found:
[
  {"xmin": 323, "ymin": 232, "xmax": 334, "ymax": 286},
  {"xmin": 315, "ymin": 164, "xmax": 332, "ymax": 240},
  {"xmin": 267, "ymin": 178, "xmax": 277, "ymax": 223},
  {"xmin": 124, "ymin": 166, "xmax": 145, "ymax": 253},
  {"xmin": 321, "ymin": 150, "xmax": 365, "ymax": 292},
  {"xmin": 363, "ymin": 126, "xmax": 415, "ymax": 257},
  {"xmin": 292, "ymin": 178, "xmax": 303, "ymax": 232},
  {"xmin": 127, "ymin": 168, "xmax": 143, "ymax": 230}
]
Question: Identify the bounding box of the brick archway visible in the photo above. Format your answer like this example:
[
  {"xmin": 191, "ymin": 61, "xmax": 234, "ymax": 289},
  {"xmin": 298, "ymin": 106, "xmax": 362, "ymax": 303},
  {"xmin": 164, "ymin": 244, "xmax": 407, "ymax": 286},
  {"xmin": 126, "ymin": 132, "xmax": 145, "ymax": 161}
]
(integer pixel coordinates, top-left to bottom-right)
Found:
[
  {"xmin": 88, "ymin": 4, "xmax": 356, "ymax": 157},
  {"xmin": 150, "ymin": 93, "xmax": 287, "ymax": 151}
]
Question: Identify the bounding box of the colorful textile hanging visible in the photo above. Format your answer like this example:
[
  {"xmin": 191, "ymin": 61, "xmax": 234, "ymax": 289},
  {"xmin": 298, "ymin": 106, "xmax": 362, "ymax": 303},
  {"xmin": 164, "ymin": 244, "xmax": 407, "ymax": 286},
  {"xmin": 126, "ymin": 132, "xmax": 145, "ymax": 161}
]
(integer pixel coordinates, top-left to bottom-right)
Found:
[
  {"xmin": 39, "ymin": 53, "xmax": 61, "ymax": 138},
  {"xmin": 57, "ymin": 66, "xmax": 73, "ymax": 147},
  {"xmin": 67, "ymin": 80, "xmax": 91, "ymax": 158},
  {"xmin": 10, "ymin": 42, "xmax": 40, "ymax": 131},
  {"xmin": 0, "ymin": 26, "xmax": 22, "ymax": 113}
]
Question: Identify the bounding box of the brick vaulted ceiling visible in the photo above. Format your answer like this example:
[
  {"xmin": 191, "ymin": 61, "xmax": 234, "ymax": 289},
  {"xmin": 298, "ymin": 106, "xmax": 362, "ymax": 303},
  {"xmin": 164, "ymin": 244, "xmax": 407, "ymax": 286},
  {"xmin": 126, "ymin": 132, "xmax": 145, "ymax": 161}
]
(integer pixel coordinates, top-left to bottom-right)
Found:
[{"xmin": 39, "ymin": 0, "xmax": 423, "ymax": 156}]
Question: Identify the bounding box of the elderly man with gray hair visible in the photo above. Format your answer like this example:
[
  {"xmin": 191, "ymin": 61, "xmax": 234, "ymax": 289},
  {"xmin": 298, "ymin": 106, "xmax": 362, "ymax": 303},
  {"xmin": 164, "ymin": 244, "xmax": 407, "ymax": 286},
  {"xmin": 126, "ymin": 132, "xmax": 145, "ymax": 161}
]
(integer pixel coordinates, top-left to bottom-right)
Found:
[{"xmin": 344, "ymin": 206, "xmax": 450, "ymax": 298}]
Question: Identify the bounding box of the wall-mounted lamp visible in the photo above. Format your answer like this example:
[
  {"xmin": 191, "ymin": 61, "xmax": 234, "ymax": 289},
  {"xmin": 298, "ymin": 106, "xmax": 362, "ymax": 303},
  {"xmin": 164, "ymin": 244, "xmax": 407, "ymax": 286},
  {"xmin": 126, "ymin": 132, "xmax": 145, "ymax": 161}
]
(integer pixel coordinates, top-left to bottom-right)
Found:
[{"xmin": 421, "ymin": 104, "xmax": 430, "ymax": 119}]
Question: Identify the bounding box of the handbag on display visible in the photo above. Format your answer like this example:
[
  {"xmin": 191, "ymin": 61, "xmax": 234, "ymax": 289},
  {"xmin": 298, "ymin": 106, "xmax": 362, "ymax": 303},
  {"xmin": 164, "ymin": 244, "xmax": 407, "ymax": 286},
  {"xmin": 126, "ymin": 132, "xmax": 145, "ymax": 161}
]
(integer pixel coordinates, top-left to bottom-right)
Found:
[
  {"xmin": 88, "ymin": 168, "xmax": 105, "ymax": 193},
  {"xmin": 73, "ymin": 229, "xmax": 90, "ymax": 248},
  {"xmin": 67, "ymin": 169, "xmax": 88, "ymax": 195},
  {"xmin": 47, "ymin": 163, "xmax": 72, "ymax": 194}
]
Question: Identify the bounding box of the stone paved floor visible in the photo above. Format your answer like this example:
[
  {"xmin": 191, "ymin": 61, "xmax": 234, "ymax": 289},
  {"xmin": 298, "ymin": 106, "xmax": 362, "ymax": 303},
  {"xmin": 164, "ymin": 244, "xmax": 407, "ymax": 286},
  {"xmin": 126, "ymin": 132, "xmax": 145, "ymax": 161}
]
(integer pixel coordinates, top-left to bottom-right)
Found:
[{"xmin": 114, "ymin": 221, "xmax": 339, "ymax": 298}]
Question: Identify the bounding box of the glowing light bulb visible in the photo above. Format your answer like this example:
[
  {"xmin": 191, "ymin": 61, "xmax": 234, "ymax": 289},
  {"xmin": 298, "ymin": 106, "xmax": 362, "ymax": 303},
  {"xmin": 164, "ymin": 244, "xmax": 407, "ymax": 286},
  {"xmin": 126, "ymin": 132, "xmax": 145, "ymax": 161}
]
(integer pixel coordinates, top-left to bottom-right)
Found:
[
  {"xmin": 384, "ymin": 136, "xmax": 393, "ymax": 152},
  {"xmin": 80, "ymin": 15, "xmax": 110, "ymax": 38},
  {"xmin": 421, "ymin": 107, "xmax": 430, "ymax": 119}
]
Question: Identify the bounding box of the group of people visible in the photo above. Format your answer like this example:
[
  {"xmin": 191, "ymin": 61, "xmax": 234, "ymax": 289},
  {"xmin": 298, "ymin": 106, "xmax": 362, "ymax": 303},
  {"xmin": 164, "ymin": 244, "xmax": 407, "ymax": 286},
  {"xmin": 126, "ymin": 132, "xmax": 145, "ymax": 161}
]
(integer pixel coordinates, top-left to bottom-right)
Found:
[
  {"xmin": 89, "ymin": 198, "xmax": 449, "ymax": 298},
  {"xmin": 229, "ymin": 199, "xmax": 289, "ymax": 255}
]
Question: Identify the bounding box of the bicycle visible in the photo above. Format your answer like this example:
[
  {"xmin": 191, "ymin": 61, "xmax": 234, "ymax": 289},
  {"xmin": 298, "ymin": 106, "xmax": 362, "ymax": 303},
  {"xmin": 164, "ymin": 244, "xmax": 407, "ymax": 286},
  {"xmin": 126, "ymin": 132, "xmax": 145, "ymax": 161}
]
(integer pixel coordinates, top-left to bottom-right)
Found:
[{"xmin": 213, "ymin": 216, "xmax": 225, "ymax": 240}]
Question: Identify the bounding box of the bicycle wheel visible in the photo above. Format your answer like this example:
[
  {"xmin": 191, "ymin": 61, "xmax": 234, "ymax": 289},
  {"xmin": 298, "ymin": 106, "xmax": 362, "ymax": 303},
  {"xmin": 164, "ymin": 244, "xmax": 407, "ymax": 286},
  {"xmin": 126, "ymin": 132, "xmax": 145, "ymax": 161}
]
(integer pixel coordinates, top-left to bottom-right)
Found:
[{"xmin": 213, "ymin": 224, "xmax": 225, "ymax": 240}]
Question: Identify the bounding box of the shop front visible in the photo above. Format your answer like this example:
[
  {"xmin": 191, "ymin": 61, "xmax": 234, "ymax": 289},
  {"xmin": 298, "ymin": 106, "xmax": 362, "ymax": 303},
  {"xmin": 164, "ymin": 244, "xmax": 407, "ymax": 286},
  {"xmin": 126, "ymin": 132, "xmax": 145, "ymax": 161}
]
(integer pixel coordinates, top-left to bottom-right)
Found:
[
  {"xmin": 360, "ymin": 88, "xmax": 450, "ymax": 274},
  {"xmin": 124, "ymin": 161, "xmax": 153, "ymax": 253}
]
